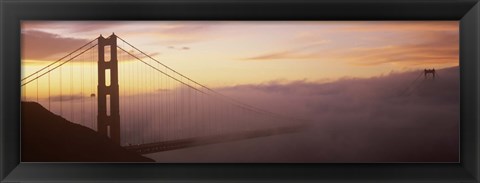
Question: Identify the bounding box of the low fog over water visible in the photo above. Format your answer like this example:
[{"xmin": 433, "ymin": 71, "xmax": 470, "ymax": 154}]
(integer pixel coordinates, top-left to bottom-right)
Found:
[{"xmin": 146, "ymin": 67, "xmax": 459, "ymax": 162}]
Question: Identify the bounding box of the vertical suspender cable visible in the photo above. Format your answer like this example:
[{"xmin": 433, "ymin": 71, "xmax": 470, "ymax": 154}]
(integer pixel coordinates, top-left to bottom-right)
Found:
[
  {"xmin": 71, "ymin": 56, "xmax": 74, "ymax": 121},
  {"xmin": 81, "ymin": 49, "xmax": 84, "ymax": 125},
  {"xmin": 36, "ymin": 77, "xmax": 39, "ymax": 102},
  {"xmin": 48, "ymin": 72, "xmax": 51, "ymax": 110},
  {"xmin": 60, "ymin": 65, "xmax": 63, "ymax": 116},
  {"xmin": 91, "ymin": 45, "xmax": 94, "ymax": 129}
]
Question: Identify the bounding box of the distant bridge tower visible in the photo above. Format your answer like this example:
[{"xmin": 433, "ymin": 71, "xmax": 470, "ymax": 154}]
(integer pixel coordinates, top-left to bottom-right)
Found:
[
  {"xmin": 424, "ymin": 68, "xmax": 436, "ymax": 80},
  {"xmin": 97, "ymin": 33, "xmax": 121, "ymax": 145}
]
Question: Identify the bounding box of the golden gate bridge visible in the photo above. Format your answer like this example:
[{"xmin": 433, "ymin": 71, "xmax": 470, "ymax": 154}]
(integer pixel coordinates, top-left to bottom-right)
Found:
[{"xmin": 21, "ymin": 33, "xmax": 310, "ymax": 155}]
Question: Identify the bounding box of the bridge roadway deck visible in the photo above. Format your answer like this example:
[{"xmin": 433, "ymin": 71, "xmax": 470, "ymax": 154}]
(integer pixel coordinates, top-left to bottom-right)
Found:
[{"xmin": 124, "ymin": 124, "xmax": 308, "ymax": 154}]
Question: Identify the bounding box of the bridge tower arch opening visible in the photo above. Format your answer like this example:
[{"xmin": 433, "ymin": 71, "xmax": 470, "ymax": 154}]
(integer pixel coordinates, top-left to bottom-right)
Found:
[{"xmin": 97, "ymin": 33, "xmax": 121, "ymax": 145}]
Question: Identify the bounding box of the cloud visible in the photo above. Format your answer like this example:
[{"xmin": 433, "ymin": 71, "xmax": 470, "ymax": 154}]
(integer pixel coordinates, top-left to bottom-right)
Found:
[
  {"xmin": 242, "ymin": 24, "xmax": 458, "ymax": 67},
  {"xmin": 63, "ymin": 22, "xmax": 125, "ymax": 33},
  {"xmin": 167, "ymin": 46, "xmax": 190, "ymax": 51},
  {"xmin": 243, "ymin": 41, "xmax": 330, "ymax": 61},
  {"xmin": 22, "ymin": 21, "xmax": 126, "ymax": 34},
  {"xmin": 160, "ymin": 24, "xmax": 212, "ymax": 34},
  {"xmin": 243, "ymin": 50, "xmax": 312, "ymax": 60},
  {"xmin": 346, "ymin": 32, "xmax": 458, "ymax": 66},
  {"xmin": 21, "ymin": 31, "xmax": 161, "ymax": 63},
  {"xmin": 22, "ymin": 30, "xmax": 91, "ymax": 60},
  {"xmin": 22, "ymin": 21, "xmax": 216, "ymax": 47},
  {"xmin": 116, "ymin": 46, "xmax": 161, "ymax": 61},
  {"xmin": 50, "ymin": 94, "xmax": 88, "ymax": 102},
  {"xmin": 145, "ymin": 23, "xmax": 217, "ymax": 45}
]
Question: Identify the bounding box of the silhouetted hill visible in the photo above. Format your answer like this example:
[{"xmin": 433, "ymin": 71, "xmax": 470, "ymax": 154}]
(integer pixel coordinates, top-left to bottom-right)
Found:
[{"xmin": 21, "ymin": 102, "xmax": 154, "ymax": 162}]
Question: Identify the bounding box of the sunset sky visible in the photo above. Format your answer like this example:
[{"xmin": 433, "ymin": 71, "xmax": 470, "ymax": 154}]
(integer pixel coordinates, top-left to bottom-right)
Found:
[
  {"xmin": 21, "ymin": 21, "xmax": 460, "ymax": 162},
  {"xmin": 21, "ymin": 21, "xmax": 459, "ymax": 94}
]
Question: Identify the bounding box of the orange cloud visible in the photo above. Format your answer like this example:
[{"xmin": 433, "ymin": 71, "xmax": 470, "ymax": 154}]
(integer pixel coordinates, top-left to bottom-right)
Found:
[
  {"xmin": 242, "ymin": 22, "xmax": 458, "ymax": 68},
  {"xmin": 346, "ymin": 31, "xmax": 458, "ymax": 66}
]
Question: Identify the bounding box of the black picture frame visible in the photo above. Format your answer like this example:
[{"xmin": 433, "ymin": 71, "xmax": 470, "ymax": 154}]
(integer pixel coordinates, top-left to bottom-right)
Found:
[{"xmin": 1, "ymin": 0, "xmax": 479, "ymax": 182}]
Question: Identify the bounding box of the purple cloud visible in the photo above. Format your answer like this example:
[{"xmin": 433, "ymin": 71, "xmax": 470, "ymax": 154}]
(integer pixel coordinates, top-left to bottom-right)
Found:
[{"xmin": 22, "ymin": 30, "xmax": 91, "ymax": 60}]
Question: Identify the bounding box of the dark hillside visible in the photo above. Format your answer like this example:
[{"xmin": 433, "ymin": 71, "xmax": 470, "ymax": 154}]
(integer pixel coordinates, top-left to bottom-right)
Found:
[{"xmin": 21, "ymin": 102, "xmax": 154, "ymax": 162}]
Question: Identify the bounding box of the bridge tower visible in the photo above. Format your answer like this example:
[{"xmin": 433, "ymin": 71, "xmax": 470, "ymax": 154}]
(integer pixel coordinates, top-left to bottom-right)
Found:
[
  {"xmin": 97, "ymin": 33, "xmax": 121, "ymax": 145},
  {"xmin": 424, "ymin": 68, "xmax": 436, "ymax": 80}
]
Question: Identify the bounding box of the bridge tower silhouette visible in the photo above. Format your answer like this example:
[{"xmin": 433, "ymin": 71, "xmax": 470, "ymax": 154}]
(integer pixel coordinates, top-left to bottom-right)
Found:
[
  {"xmin": 424, "ymin": 68, "xmax": 436, "ymax": 80},
  {"xmin": 97, "ymin": 34, "xmax": 121, "ymax": 144}
]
